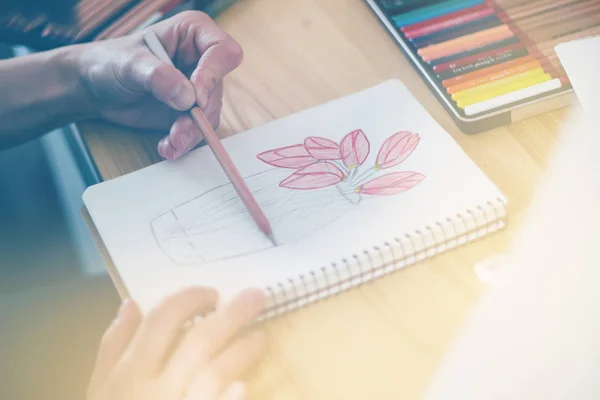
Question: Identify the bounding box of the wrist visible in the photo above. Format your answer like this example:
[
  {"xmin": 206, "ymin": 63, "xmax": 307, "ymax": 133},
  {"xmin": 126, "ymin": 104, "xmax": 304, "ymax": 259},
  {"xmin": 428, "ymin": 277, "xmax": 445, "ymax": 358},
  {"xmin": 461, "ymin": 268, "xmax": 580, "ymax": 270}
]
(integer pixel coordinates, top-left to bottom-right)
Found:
[{"xmin": 50, "ymin": 44, "xmax": 100, "ymax": 122}]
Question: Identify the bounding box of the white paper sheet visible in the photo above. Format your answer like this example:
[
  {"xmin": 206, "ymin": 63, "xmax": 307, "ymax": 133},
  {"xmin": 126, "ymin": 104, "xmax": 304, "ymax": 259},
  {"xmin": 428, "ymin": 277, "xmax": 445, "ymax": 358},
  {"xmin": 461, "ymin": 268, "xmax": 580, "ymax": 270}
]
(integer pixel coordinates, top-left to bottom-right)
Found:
[
  {"xmin": 555, "ymin": 36, "xmax": 600, "ymax": 113},
  {"xmin": 83, "ymin": 80, "xmax": 506, "ymax": 312}
]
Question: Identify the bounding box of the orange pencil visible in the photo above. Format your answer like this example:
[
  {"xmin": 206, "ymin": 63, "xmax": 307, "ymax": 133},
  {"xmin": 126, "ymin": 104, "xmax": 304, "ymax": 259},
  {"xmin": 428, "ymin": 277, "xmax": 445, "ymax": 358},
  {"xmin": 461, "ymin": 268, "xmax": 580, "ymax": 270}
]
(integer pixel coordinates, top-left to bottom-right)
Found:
[
  {"xmin": 419, "ymin": 24, "xmax": 514, "ymax": 62},
  {"xmin": 447, "ymin": 59, "xmax": 544, "ymax": 94},
  {"xmin": 452, "ymin": 67, "xmax": 546, "ymax": 101},
  {"xmin": 143, "ymin": 31, "xmax": 278, "ymax": 246},
  {"xmin": 442, "ymin": 54, "xmax": 539, "ymax": 88}
]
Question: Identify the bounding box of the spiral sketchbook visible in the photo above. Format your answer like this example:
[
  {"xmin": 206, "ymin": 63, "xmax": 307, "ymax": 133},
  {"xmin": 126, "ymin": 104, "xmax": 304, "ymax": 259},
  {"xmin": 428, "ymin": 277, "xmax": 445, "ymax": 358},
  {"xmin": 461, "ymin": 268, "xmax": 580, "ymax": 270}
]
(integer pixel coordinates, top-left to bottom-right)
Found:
[{"xmin": 83, "ymin": 79, "xmax": 507, "ymax": 318}]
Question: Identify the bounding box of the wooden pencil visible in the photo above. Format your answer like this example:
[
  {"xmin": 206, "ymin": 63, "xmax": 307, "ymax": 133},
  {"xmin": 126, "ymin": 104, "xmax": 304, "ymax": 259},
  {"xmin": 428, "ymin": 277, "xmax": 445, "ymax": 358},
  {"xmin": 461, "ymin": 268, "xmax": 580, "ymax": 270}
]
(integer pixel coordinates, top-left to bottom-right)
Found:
[
  {"xmin": 446, "ymin": 58, "xmax": 544, "ymax": 94},
  {"xmin": 531, "ymin": 12, "xmax": 600, "ymax": 42},
  {"xmin": 419, "ymin": 24, "xmax": 514, "ymax": 62},
  {"xmin": 142, "ymin": 30, "xmax": 277, "ymax": 245},
  {"xmin": 95, "ymin": 0, "xmax": 172, "ymax": 39},
  {"xmin": 515, "ymin": 0, "xmax": 599, "ymax": 31}
]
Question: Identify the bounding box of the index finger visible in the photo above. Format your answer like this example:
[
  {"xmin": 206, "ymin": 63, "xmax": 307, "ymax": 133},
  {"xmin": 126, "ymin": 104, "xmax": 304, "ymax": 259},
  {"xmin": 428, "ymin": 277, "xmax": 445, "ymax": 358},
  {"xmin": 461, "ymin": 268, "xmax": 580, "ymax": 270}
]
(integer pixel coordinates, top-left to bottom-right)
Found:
[
  {"xmin": 148, "ymin": 11, "xmax": 243, "ymax": 109},
  {"xmin": 163, "ymin": 288, "xmax": 266, "ymax": 389},
  {"xmin": 123, "ymin": 286, "xmax": 219, "ymax": 373},
  {"xmin": 188, "ymin": 20, "xmax": 243, "ymax": 108}
]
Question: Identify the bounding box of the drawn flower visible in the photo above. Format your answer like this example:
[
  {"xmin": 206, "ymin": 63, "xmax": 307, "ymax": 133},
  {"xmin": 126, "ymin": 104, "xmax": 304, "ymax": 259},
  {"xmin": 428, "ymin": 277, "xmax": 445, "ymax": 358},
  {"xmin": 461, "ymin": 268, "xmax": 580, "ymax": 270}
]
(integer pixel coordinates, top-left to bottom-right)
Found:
[
  {"xmin": 304, "ymin": 137, "xmax": 341, "ymax": 160},
  {"xmin": 279, "ymin": 162, "xmax": 344, "ymax": 190},
  {"xmin": 257, "ymin": 144, "xmax": 315, "ymax": 168},
  {"xmin": 357, "ymin": 172, "xmax": 425, "ymax": 195},
  {"xmin": 375, "ymin": 131, "xmax": 420, "ymax": 169},
  {"xmin": 340, "ymin": 129, "xmax": 370, "ymax": 169}
]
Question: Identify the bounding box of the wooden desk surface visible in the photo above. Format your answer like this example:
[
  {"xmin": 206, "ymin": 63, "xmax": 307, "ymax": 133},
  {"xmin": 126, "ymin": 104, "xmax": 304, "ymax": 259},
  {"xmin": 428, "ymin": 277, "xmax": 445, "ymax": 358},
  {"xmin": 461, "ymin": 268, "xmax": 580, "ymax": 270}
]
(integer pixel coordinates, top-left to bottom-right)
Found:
[{"xmin": 79, "ymin": 0, "xmax": 573, "ymax": 398}]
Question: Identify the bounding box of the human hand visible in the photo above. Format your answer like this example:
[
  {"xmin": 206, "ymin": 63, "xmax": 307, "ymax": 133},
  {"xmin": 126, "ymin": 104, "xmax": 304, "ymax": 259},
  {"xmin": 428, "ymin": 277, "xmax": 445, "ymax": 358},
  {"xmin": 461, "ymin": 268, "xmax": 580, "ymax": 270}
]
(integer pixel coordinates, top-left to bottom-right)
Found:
[
  {"xmin": 76, "ymin": 11, "xmax": 243, "ymax": 160},
  {"xmin": 86, "ymin": 287, "xmax": 266, "ymax": 400}
]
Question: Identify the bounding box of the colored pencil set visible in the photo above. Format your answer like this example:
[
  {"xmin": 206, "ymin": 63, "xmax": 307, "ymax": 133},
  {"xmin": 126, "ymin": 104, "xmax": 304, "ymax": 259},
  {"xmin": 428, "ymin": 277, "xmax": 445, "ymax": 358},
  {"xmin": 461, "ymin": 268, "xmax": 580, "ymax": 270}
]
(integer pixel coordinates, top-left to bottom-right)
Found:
[{"xmin": 372, "ymin": 0, "xmax": 599, "ymax": 119}]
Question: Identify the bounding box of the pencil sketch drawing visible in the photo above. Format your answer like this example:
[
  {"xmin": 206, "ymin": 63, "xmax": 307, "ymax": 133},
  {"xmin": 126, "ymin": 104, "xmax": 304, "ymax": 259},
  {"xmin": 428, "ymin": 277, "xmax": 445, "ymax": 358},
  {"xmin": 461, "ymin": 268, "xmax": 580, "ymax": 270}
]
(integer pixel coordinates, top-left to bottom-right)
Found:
[{"xmin": 151, "ymin": 129, "xmax": 426, "ymax": 266}]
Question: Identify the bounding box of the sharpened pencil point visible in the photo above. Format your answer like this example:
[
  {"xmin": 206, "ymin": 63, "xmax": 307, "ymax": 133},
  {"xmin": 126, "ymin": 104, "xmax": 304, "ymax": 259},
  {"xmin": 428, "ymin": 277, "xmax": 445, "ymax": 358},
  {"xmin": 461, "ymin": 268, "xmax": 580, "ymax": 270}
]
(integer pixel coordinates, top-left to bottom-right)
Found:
[{"xmin": 267, "ymin": 233, "xmax": 278, "ymax": 247}]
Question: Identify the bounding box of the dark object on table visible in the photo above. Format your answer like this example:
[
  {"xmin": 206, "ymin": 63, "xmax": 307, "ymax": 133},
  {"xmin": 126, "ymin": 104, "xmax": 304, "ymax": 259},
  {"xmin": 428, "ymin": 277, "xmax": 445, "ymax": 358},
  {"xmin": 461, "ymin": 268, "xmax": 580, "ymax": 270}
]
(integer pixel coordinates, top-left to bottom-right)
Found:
[
  {"xmin": 0, "ymin": 0, "xmax": 238, "ymax": 51},
  {"xmin": 196, "ymin": 0, "xmax": 239, "ymax": 17}
]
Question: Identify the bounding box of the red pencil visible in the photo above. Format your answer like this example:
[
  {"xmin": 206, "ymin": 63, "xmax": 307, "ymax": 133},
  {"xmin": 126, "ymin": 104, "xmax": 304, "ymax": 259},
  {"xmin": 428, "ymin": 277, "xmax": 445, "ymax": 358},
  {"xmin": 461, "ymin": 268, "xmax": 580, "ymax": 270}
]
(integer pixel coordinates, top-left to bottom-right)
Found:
[
  {"xmin": 143, "ymin": 31, "xmax": 277, "ymax": 245},
  {"xmin": 403, "ymin": 4, "xmax": 494, "ymax": 39},
  {"xmin": 419, "ymin": 24, "xmax": 515, "ymax": 62},
  {"xmin": 433, "ymin": 41, "xmax": 524, "ymax": 73}
]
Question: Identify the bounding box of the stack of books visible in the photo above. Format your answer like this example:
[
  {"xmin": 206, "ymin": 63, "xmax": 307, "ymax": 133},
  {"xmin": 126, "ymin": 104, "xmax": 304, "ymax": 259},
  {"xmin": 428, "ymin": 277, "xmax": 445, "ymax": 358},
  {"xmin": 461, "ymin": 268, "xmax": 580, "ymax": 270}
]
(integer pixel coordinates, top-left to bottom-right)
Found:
[{"xmin": 0, "ymin": 0, "xmax": 237, "ymax": 50}]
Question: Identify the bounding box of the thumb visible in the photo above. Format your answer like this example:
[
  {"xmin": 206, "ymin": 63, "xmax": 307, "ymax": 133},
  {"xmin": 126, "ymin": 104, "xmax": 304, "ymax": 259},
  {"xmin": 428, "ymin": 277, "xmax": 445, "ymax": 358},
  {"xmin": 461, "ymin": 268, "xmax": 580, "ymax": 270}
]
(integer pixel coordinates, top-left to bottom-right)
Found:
[
  {"xmin": 87, "ymin": 300, "xmax": 142, "ymax": 396},
  {"xmin": 130, "ymin": 54, "xmax": 196, "ymax": 111}
]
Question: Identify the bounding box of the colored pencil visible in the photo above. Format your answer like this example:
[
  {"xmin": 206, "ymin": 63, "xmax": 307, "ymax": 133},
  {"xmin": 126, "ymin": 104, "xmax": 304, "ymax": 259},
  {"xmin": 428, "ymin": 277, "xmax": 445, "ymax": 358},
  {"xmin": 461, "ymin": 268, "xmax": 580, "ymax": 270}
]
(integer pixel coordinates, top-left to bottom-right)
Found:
[
  {"xmin": 498, "ymin": 0, "xmax": 577, "ymax": 21},
  {"xmin": 95, "ymin": 0, "xmax": 171, "ymax": 39},
  {"xmin": 529, "ymin": 12, "xmax": 600, "ymax": 43},
  {"xmin": 463, "ymin": 78, "xmax": 563, "ymax": 116},
  {"xmin": 381, "ymin": 0, "xmax": 447, "ymax": 14},
  {"xmin": 393, "ymin": 0, "xmax": 485, "ymax": 27},
  {"xmin": 429, "ymin": 36, "xmax": 520, "ymax": 65},
  {"xmin": 537, "ymin": 24, "xmax": 600, "ymax": 53},
  {"xmin": 457, "ymin": 72, "xmax": 552, "ymax": 108},
  {"xmin": 376, "ymin": 0, "xmax": 597, "ymax": 117},
  {"xmin": 402, "ymin": 4, "xmax": 494, "ymax": 38},
  {"xmin": 433, "ymin": 41, "xmax": 523, "ymax": 73},
  {"xmin": 411, "ymin": 15, "xmax": 502, "ymax": 48},
  {"xmin": 516, "ymin": 0, "xmax": 600, "ymax": 32},
  {"xmin": 436, "ymin": 45, "xmax": 529, "ymax": 80},
  {"xmin": 419, "ymin": 24, "xmax": 514, "ymax": 62},
  {"xmin": 452, "ymin": 67, "xmax": 546, "ymax": 101},
  {"xmin": 442, "ymin": 54, "xmax": 539, "ymax": 88},
  {"xmin": 446, "ymin": 58, "xmax": 543, "ymax": 94},
  {"xmin": 142, "ymin": 30, "xmax": 277, "ymax": 245}
]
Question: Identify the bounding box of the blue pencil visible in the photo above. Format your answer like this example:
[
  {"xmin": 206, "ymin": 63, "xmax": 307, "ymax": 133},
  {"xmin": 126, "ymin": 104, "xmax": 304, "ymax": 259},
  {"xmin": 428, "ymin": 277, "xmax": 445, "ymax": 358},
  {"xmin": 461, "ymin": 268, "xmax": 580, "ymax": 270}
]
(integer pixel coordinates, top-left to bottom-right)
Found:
[{"xmin": 393, "ymin": 0, "xmax": 485, "ymax": 27}]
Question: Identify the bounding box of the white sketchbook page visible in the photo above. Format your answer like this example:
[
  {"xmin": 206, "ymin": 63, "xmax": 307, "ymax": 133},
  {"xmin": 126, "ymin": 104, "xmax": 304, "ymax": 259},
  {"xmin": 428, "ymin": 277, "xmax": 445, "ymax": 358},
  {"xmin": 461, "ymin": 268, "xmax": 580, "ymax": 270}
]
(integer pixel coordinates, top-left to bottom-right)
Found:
[
  {"xmin": 84, "ymin": 80, "xmax": 506, "ymax": 312},
  {"xmin": 555, "ymin": 36, "xmax": 600, "ymax": 113}
]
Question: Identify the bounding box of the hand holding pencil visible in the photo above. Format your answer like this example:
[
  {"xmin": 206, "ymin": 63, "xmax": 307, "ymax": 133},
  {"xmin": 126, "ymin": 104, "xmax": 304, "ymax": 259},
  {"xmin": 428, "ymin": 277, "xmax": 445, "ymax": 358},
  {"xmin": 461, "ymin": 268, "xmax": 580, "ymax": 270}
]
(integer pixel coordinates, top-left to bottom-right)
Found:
[
  {"xmin": 76, "ymin": 10, "xmax": 243, "ymax": 160},
  {"xmin": 75, "ymin": 10, "xmax": 276, "ymax": 242},
  {"xmin": 142, "ymin": 29, "xmax": 277, "ymax": 245}
]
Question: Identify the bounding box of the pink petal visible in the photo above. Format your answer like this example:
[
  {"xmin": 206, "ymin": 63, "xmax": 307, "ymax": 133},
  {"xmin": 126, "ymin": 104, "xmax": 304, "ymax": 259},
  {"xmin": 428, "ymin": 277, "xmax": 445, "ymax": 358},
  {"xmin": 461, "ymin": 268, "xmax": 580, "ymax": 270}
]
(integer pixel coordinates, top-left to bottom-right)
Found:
[
  {"xmin": 304, "ymin": 137, "xmax": 341, "ymax": 160},
  {"xmin": 340, "ymin": 129, "xmax": 370, "ymax": 169},
  {"xmin": 358, "ymin": 172, "xmax": 424, "ymax": 195},
  {"xmin": 376, "ymin": 132, "xmax": 420, "ymax": 169},
  {"xmin": 279, "ymin": 162, "xmax": 344, "ymax": 190},
  {"xmin": 257, "ymin": 144, "xmax": 315, "ymax": 168}
]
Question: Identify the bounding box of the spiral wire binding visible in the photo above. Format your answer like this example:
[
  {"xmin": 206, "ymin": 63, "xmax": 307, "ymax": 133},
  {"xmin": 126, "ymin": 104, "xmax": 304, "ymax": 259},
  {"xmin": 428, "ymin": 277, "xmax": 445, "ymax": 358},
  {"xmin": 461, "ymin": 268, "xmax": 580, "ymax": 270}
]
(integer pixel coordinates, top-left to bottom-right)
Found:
[{"xmin": 260, "ymin": 198, "xmax": 508, "ymax": 321}]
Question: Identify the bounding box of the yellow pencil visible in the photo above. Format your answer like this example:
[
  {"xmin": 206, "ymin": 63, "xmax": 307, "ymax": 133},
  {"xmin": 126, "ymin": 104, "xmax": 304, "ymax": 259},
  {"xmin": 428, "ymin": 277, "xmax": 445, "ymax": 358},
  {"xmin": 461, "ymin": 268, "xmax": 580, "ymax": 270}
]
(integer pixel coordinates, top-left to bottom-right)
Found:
[
  {"xmin": 457, "ymin": 73, "xmax": 552, "ymax": 109},
  {"xmin": 452, "ymin": 67, "xmax": 546, "ymax": 102}
]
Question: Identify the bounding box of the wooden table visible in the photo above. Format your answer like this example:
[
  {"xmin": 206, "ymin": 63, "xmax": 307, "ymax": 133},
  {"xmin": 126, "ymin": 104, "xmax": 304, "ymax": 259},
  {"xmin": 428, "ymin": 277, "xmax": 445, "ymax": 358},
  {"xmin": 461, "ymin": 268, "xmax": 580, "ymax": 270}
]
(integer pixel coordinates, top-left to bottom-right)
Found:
[{"xmin": 80, "ymin": 0, "xmax": 574, "ymax": 398}]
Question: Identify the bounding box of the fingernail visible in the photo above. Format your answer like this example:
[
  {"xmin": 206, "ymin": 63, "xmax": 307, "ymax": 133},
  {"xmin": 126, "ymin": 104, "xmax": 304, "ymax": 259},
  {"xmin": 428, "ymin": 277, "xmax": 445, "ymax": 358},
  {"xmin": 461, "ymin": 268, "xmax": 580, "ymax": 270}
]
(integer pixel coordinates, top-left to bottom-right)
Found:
[
  {"xmin": 159, "ymin": 137, "xmax": 180, "ymax": 160},
  {"xmin": 158, "ymin": 138, "xmax": 172, "ymax": 159},
  {"xmin": 158, "ymin": 138, "xmax": 167, "ymax": 156},
  {"xmin": 169, "ymin": 83, "xmax": 195, "ymax": 110}
]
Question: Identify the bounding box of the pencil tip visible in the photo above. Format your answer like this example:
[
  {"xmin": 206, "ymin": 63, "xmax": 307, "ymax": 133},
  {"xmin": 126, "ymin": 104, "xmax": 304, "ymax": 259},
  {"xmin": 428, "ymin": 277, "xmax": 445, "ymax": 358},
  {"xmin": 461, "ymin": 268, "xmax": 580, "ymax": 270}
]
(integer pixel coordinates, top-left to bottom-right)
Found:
[{"xmin": 267, "ymin": 233, "xmax": 278, "ymax": 247}]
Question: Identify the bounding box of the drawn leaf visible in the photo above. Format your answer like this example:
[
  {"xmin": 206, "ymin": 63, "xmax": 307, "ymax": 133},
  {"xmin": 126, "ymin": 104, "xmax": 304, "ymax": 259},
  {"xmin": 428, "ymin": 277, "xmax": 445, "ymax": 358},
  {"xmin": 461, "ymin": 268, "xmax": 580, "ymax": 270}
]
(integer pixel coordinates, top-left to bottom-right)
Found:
[
  {"xmin": 358, "ymin": 172, "xmax": 424, "ymax": 195},
  {"xmin": 376, "ymin": 131, "xmax": 420, "ymax": 169},
  {"xmin": 304, "ymin": 136, "xmax": 341, "ymax": 160},
  {"xmin": 279, "ymin": 162, "xmax": 344, "ymax": 190},
  {"xmin": 340, "ymin": 129, "xmax": 370, "ymax": 169},
  {"xmin": 257, "ymin": 144, "xmax": 315, "ymax": 168}
]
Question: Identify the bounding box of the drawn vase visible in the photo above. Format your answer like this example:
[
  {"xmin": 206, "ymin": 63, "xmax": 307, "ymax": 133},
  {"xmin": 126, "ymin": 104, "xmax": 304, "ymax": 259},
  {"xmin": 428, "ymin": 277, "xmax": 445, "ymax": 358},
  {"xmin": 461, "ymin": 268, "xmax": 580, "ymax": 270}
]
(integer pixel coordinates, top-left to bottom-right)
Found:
[{"xmin": 151, "ymin": 168, "xmax": 362, "ymax": 266}]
